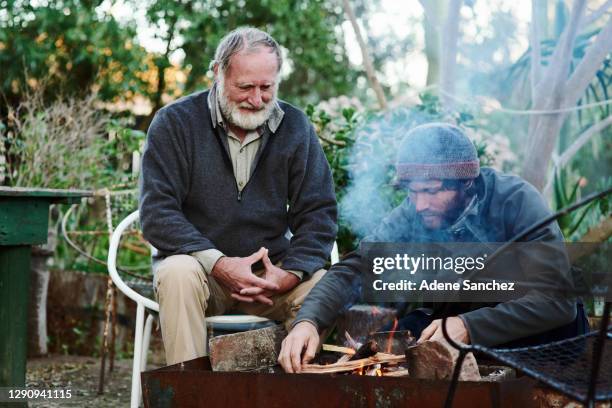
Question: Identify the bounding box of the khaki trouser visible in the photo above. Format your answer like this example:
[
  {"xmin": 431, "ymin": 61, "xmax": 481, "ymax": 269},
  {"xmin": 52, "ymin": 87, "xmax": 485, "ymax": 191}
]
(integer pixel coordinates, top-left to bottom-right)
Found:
[{"xmin": 153, "ymin": 254, "xmax": 326, "ymax": 365}]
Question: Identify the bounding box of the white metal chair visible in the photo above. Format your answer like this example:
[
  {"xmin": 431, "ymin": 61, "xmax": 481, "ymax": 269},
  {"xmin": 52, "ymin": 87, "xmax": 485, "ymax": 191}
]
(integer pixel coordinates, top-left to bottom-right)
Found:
[{"xmin": 108, "ymin": 209, "xmax": 340, "ymax": 408}]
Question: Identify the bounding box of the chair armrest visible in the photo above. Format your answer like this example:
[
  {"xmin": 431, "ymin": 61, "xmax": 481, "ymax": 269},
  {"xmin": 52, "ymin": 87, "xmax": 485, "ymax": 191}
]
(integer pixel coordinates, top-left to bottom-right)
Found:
[{"xmin": 107, "ymin": 210, "xmax": 159, "ymax": 312}]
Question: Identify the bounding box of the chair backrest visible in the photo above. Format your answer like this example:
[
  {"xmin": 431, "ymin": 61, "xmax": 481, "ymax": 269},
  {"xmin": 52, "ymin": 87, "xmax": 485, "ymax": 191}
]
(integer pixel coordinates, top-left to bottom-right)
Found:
[{"xmin": 108, "ymin": 210, "xmax": 341, "ymax": 312}]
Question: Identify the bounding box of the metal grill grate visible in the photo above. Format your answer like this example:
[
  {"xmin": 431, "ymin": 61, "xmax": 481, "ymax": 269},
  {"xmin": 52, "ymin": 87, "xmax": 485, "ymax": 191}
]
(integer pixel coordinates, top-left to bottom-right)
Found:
[{"xmin": 474, "ymin": 330, "xmax": 612, "ymax": 402}]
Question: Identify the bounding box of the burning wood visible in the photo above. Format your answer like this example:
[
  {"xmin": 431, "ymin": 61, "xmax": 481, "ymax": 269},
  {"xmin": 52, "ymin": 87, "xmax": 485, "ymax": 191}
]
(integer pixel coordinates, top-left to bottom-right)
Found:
[
  {"xmin": 321, "ymin": 343, "xmax": 354, "ymax": 364},
  {"xmin": 301, "ymin": 352, "xmax": 406, "ymax": 374},
  {"xmin": 335, "ymin": 354, "xmax": 352, "ymax": 364},
  {"xmin": 309, "ymin": 334, "xmax": 480, "ymax": 380},
  {"xmin": 344, "ymin": 331, "xmax": 359, "ymax": 349},
  {"xmin": 304, "ymin": 329, "xmax": 415, "ymax": 376},
  {"xmin": 321, "ymin": 344, "xmax": 355, "ymax": 355},
  {"xmin": 364, "ymin": 363, "xmax": 382, "ymax": 376},
  {"xmin": 349, "ymin": 339, "xmax": 379, "ymax": 361}
]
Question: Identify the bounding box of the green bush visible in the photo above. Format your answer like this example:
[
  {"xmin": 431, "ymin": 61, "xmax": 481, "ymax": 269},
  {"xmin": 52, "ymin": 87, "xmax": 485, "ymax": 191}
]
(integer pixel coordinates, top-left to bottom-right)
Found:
[
  {"xmin": 1, "ymin": 88, "xmax": 149, "ymax": 275},
  {"xmin": 1, "ymin": 90, "xmax": 111, "ymax": 188}
]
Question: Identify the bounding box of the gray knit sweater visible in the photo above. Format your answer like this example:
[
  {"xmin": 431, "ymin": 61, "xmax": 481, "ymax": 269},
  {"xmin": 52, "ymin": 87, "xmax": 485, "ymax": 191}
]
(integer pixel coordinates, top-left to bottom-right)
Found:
[{"xmin": 139, "ymin": 90, "xmax": 337, "ymax": 276}]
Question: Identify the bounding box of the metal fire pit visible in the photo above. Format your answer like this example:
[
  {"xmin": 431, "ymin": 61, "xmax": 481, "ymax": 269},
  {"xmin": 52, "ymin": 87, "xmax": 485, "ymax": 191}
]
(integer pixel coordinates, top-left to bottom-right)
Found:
[{"xmin": 141, "ymin": 357, "xmax": 538, "ymax": 408}]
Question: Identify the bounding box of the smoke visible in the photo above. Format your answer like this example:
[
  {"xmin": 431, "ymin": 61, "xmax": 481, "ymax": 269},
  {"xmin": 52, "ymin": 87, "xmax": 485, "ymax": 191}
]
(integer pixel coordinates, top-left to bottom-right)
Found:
[{"xmin": 339, "ymin": 107, "xmax": 437, "ymax": 239}]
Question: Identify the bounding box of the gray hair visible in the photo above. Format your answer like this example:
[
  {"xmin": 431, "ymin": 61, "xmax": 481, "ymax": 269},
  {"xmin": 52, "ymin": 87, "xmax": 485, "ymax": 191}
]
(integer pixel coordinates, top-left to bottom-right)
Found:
[{"xmin": 210, "ymin": 27, "xmax": 282, "ymax": 74}]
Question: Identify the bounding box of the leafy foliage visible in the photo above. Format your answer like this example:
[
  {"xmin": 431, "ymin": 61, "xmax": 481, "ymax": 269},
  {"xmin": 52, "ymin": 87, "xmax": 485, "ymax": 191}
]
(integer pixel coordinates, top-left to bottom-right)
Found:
[
  {"xmin": 145, "ymin": 0, "xmax": 357, "ymax": 106},
  {"xmin": 0, "ymin": 86, "xmax": 148, "ymax": 274},
  {"xmin": 1, "ymin": 89, "xmax": 112, "ymax": 188},
  {"xmin": 552, "ymin": 167, "xmax": 611, "ymax": 240},
  {"xmin": 0, "ymin": 0, "xmax": 150, "ymax": 108},
  {"xmin": 1, "ymin": 0, "xmax": 357, "ymax": 116}
]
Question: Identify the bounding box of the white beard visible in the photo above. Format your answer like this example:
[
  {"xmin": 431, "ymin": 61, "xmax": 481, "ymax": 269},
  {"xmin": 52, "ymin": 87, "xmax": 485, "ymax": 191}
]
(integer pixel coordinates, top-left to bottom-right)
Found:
[{"xmin": 217, "ymin": 79, "xmax": 276, "ymax": 130}]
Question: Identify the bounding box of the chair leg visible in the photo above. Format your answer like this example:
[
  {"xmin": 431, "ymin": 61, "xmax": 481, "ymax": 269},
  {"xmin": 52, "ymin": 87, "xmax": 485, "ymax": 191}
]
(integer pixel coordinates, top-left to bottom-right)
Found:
[
  {"xmin": 131, "ymin": 303, "xmax": 145, "ymax": 408},
  {"xmin": 141, "ymin": 314, "xmax": 155, "ymax": 372}
]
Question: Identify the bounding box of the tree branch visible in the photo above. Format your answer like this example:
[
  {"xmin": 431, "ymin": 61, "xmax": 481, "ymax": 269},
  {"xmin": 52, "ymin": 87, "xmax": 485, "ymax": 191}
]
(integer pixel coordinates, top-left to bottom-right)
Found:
[
  {"xmin": 583, "ymin": 0, "xmax": 612, "ymax": 27},
  {"xmin": 318, "ymin": 133, "xmax": 347, "ymax": 147},
  {"xmin": 579, "ymin": 215, "xmax": 612, "ymax": 243},
  {"xmin": 419, "ymin": 0, "xmax": 443, "ymax": 85},
  {"xmin": 530, "ymin": 0, "xmax": 543, "ymax": 100},
  {"xmin": 557, "ymin": 115, "xmax": 612, "ymax": 168},
  {"xmin": 543, "ymin": 115, "xmax": 612, "ymax": 195},
  {"xmin": 418, "ymin": 0, "xmax": 440, "ymax": 27},
  {"xmin": 439, "ymin": 0, "xmax": 462, "ymax": 108},
  {"xmin": 342, "ymin": 0, "xmax": 388, "ymax": 110},
  {"xmin": 535, "ymin": 0, "xmax": 586, "ymax": 99},
  {"xmin": 563, "ymin": 17, "xmax": 612, "ymax": 107}
]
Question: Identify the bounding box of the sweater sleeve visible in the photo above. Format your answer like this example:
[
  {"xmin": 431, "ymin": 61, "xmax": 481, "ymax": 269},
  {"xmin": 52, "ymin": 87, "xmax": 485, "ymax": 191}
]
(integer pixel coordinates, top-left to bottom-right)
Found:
[
  {"xmin": 292, "ymin": 250, "xmax": 362, "ymax": 331},
  {"xmin": 281, "ymin": 124, "xmax": 338, "ymax": 277},
  {"xmin": 460, "ymin": 182, "xmax": 576, "ymax": 346},
  {"xmin": 139, "ymin": 108, "xmax": 219, "ymax": 255},
  {"xmin": 293, "ymin": 201, "xmax": 413, "ymax": 330}
]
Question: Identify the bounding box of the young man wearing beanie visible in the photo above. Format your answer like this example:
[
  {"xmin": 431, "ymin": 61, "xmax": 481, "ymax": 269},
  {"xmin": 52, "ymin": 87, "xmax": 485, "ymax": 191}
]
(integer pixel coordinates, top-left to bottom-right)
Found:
[{"xmin": 278, "ymin": 122, "xmax": 589, "ymax": 373}]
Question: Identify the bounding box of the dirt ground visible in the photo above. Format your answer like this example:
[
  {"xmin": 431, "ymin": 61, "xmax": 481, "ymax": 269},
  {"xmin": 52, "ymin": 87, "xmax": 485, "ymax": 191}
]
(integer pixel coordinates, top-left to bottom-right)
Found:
[{"xmin": 26, "ymin": 354, "xmax": 162, "ymax": 407}]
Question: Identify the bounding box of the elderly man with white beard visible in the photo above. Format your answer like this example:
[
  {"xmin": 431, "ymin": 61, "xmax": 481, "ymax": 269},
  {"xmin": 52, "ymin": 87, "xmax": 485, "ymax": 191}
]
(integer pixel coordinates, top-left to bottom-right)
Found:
[{"xmin": 139, "ymin": 27, "xmax": 337, "ymax": 365}]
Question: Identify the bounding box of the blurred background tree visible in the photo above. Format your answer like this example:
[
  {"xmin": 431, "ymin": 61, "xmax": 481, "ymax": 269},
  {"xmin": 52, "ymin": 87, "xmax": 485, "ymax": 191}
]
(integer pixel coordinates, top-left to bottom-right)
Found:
[
  {"xmin": 141, "ymin": 0, "xmax": 358, "ymax": 128},
  {"xmin": 1, "ymin": 0, "xmax": 358, "ymax": 128},
  {"xmin": 0, "ymin": 0, "xmax": 150, "ymax": 111},
  {"xmin": 1, "ymin": 0, "xmax": 610, "ymax": 257}
]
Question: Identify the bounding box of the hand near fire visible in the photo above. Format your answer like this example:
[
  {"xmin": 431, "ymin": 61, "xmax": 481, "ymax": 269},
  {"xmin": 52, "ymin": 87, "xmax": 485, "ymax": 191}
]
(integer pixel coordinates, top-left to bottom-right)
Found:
[
  {"xmin": 278, "ymin": 321, "xmax": 319, "ymax": 373},
  {"xmin": 417, "ymin": 316, "xmax": 470, "ymax": 345},
  {"xmin": 211, "ymin": 247, "xmax": 280, "ymax": 306},
  {"xmin": 238, "ymin": 248, "xmax": 300, "ymax": 300}
]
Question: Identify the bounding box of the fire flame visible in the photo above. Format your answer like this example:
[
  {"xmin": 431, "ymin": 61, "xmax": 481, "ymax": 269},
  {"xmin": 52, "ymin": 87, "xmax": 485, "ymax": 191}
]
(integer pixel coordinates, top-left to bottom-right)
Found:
[
  {"xmin": 385, "ymin": 318, "xmax": 399, "ymax": 354},
  {"xmin": 376, "ymin": 369, "xmax": 383, "ymax": 376}
]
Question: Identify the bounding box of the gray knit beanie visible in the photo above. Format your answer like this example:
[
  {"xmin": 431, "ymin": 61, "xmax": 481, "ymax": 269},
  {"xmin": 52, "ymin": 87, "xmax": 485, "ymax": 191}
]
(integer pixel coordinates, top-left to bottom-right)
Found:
[{"xmin": 396, "ymin": 123, "xmax": 480, "ymax": 180}]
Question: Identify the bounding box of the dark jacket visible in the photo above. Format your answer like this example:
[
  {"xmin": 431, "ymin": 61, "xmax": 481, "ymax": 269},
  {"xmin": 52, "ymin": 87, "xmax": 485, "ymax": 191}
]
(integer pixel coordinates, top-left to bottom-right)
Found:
[
  {"xmin": 294, "ymin": 168, "xmax": 578, "ymax": 346},
  {"xmin": 139, "ymin": 90, "xmax": 337, "ymax": 277}
]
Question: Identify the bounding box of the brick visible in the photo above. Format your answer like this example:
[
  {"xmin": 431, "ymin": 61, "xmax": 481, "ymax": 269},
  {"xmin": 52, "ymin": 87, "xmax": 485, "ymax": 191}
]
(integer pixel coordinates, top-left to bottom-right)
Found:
[
  {"xmin": 209, "ymin": 325, "xmax": 287, "ymax": 372},
  {"xmin": 405, "ymin": 340, "xmax": 481, "ymax": 381}
]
